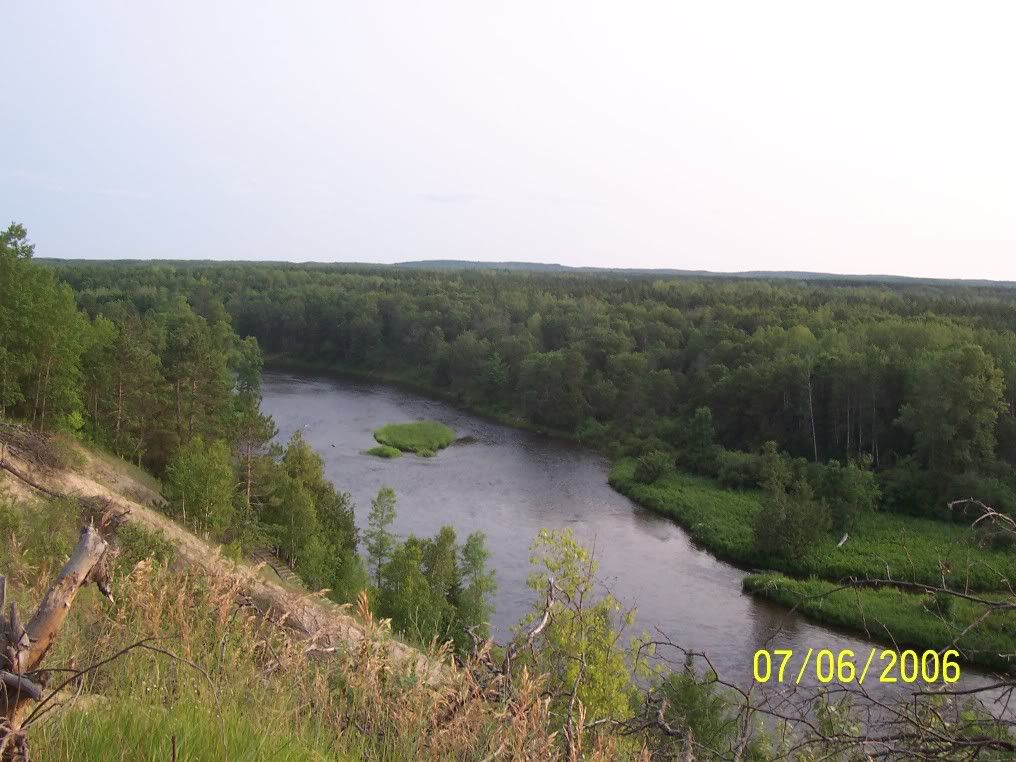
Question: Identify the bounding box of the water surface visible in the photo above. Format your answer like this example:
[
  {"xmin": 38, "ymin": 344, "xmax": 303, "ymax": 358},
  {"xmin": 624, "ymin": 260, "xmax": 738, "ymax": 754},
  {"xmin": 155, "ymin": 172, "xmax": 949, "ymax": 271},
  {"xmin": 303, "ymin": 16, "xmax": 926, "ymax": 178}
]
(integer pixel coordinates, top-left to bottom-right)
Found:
[{"xmin": 261, "ymin": 369, "xmax": 1004, "ymax": 703}]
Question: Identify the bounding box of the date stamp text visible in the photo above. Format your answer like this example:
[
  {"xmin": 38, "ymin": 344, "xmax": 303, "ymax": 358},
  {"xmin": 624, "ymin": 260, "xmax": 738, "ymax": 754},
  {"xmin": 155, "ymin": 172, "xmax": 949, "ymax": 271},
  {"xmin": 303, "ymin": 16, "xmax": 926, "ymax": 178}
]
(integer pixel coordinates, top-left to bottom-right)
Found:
[{"xmin": 753, "ymin": 648, "xmax": 961, "ymax": 686}]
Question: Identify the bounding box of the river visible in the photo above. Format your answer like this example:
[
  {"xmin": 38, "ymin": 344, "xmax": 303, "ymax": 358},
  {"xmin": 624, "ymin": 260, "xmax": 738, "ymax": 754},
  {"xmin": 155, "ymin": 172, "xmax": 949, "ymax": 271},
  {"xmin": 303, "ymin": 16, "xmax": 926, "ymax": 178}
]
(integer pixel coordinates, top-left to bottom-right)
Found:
[{"xmin": 261, "ymin": 369, "xmax": 1005, "ymax": 704}]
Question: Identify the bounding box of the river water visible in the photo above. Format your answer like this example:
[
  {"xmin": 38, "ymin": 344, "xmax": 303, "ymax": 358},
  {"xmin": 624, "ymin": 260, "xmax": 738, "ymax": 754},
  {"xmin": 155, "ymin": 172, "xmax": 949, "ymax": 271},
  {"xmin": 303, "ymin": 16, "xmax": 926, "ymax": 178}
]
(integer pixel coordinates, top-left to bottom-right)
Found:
[{"xmin": 261, "ymin": 369, "xmax": 1005, "ymax": 704}]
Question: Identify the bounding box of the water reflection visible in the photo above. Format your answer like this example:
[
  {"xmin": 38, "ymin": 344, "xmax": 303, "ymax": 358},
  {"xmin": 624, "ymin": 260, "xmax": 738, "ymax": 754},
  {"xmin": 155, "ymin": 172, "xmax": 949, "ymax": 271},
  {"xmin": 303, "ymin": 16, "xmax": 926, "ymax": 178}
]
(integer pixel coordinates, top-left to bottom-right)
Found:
[{"xmin": 261, "ymin": 369, "xmax": 1002, "ymax": 705}]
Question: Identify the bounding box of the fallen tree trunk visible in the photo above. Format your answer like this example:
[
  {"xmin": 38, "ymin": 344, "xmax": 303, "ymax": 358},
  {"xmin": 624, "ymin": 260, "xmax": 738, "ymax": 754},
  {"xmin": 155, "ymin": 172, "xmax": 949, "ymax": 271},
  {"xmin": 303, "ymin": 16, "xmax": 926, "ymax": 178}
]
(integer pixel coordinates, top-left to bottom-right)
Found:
[
  {"xmin": 0, "ymin": 524, "xmax": 110, "ymax": 759},
  {"xmin": 0, "ymin": 456, "xmax": 61, "ymax": 501}
]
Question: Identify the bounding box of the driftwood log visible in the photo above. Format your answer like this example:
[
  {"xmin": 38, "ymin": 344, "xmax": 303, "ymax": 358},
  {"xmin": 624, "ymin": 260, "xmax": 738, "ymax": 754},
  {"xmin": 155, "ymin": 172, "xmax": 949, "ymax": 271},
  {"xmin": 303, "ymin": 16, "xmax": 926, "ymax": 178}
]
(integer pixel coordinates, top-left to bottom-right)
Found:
[{"xmin": 0, "ymin": 524, "xmax": 110, "ymax": 760}]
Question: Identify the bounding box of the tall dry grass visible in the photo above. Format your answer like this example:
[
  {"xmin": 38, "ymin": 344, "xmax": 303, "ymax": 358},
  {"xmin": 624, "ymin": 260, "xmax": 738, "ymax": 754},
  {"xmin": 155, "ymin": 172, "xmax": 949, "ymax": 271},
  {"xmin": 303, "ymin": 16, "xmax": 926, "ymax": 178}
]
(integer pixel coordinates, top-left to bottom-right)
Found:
[{"xmin": 0, "ymin": 495, "xmax": 581, "ymax": 760}]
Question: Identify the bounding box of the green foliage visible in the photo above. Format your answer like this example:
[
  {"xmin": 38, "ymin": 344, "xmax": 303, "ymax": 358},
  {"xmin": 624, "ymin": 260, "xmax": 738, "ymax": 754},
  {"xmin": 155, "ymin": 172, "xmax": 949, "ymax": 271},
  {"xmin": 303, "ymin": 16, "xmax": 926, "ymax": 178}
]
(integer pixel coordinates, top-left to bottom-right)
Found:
[
  {"xmin": 522, "ymin": 529, "xmax": 635, "ymax": 727},
  {"xmin": 518, "ymin": 350, "xmax": 588, "ymax": 430},
  {"xmin": 366, "ymin": 491, "xmax": 496, "ymax": 653},
  {"xmin": 241, "ymin": 431, "xmax": 362, "ymax": 600},
  {"xmin": 380, "ymin": 538, "xmax": 441, "ymax": 642},
  {"xmin": 752, "ymin": 445, "xmax": 832, "ymax": 558},
  {"xmin": 633, "ymin": 450, "xmax": 671, "ymax": 484},
  {"xmin": 115, "ymin": 522, "xmax": 177, "ymax": 569},
  {"xmin": 649, "ymin": 667, "xmax": 770, "ymax": 760},
  {"xmin": 373, "ymin": 421, "xmax": 455, "ymax": 455},
  {"xmin": 456, "ymin": 531, "xmax": 497, "ymax": 646},
  {"xmin": 575, "ymin": 417, "xmax": 611, "ymax": 447},
  {"xmin": 673, "ymin": 406, "xmax": 718, "ymax": 473},
  {"xmin": 610, "ymin": 460, "xmax": 1016, "ymax": 592},
  {"xmin": 897, "ymin": 345, "xmax": 1005, "ymax": 477},
  {"xmin": 714, "ymin": 448, "xmax": 762, "ymax": 489},
  {"xmin": 815, "ymin": 458, "xmax": 880, "ymax": 531},
  {"xmin": 365, "ymin": 486, "xmax": 397, "ymax": 587},
  {"xmin": 0, "ymin": 223, "xmax": 87, "ymax": 430},
  {"xmin": 744, "ymin": 573, "xmax": 1016, "ymax": 671},
  {"xmin": 164, "ymin": 436, "xmax": 236, "ymax": 535},
  {"xmin": 42, "ymin": 255, "xmax": 1016, "ymax": 523},
  {"xmin": 263, "ymin": 475, "xmax": 318, "ymax": 566},
  {"xmin": 366, "ymin": 444, "xmax": 402, "ymax": 458},
  {"xmin": 36, "ymin": 697, "xmax": 340, "ymax": 762},
  {"xmin": 753, "ymin": 478, "xmax": 831, "ymax": 559}
]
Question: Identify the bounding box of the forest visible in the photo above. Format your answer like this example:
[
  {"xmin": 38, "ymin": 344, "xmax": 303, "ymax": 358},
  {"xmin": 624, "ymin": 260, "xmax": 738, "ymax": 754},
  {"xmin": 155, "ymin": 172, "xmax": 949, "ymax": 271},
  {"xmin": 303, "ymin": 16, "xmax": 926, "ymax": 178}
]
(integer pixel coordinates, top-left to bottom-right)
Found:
[
  {"xmin": 31, "ymin": 243, "xmax": 1016, "ymax": 668},
  {"xmin": 4, "ymin": 223, "xmax": 1016, "ymax": 756},
  {"xmin": 44, "ymin": 250, "xmax": 1016, "ymax": 525},
  {"xmin": 0, "ymin": 223, "xmax": 495, "ymax": 653}
]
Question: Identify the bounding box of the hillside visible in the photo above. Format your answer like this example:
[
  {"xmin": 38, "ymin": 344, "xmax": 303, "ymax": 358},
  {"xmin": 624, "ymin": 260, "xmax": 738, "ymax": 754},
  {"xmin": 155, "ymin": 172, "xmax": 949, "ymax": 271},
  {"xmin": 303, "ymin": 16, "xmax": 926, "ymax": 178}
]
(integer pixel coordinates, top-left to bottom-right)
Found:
[
  {"xmin": 0, "ymin": 426, "xmax": 437, "ymax": 678},
  {"xmin": 0, "ymin": 429, "xmax": 512, "ymax": 760},
  {"xmin": 392, "ymin": 258, "xmax": 1016, "ymax": 287}
]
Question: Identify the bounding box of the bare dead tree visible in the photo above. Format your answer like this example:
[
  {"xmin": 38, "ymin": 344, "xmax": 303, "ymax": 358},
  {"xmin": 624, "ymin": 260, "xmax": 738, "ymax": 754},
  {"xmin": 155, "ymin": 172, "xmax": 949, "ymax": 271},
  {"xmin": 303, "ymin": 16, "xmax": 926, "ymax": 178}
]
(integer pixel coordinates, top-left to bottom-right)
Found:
[{"xmin": 0, "ymin": 524, "xmax": 112, "ymax": 760}]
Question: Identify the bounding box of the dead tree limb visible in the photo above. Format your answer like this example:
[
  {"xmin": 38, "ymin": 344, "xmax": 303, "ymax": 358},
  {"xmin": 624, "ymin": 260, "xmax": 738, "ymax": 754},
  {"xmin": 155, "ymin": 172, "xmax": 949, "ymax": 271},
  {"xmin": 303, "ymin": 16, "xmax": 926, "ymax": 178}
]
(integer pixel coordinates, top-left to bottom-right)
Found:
[{"xmin": 0, "ymin": 524, "xmax": 110, "ymax": 759}]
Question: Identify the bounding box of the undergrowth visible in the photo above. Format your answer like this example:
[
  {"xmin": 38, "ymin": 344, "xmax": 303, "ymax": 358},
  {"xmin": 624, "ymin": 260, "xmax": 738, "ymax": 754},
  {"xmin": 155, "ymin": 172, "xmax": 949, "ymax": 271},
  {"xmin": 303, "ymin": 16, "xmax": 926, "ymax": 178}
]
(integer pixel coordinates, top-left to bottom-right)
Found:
[
  {"xmin": 0, "ymin": 494, "xmax": 566, "ymax": 760},
  {"xmin": 610, "ymin": 459, "xmax": 1016, "ymax": 592}
]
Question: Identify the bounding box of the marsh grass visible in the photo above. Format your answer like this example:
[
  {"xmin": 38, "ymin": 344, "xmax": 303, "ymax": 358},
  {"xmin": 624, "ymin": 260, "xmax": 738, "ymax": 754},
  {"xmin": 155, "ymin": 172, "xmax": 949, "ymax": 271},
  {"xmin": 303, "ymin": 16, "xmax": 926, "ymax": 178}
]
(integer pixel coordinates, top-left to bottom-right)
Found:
[
  {"xmin": 743, "ymin": 573, "xmax": 1016, "ymax": 672},
  {"xmin": 611, "ymin": 460, "xmax": 1016, "ymax": 667},
  {"xmin": 373, "ymin": 421, "xmax": 455, "ymax": 456},
  {"xmin": 365, "ymin": 444, "xmax": 403, "ymax": 459},
  {"xmin": 610, "ymin": 459, "xmax": 1016, "ymax": 592}
]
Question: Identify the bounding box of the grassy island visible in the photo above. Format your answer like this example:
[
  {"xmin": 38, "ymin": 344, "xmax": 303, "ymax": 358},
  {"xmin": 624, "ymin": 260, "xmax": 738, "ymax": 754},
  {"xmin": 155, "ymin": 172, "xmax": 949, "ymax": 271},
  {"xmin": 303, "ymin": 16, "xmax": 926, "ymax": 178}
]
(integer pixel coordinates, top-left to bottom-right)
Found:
[
  {"xmin": 373, "ymin": 421, "xmax": 455, "ymax": 457},
  {"xmin": 366, "ymin": 444, "xmax": 403, "ymax": 458}
]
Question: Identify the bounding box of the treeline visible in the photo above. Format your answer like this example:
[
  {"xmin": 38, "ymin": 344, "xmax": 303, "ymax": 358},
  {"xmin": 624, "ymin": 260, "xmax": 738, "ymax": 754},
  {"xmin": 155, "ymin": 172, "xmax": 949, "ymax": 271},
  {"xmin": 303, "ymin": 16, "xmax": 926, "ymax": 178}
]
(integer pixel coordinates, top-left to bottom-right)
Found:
[
  {"xmin": 2, "ymin": 224, "xmax": 495, "ymax": 651},
  {"xmin": 49, "ymin": 257, "xmax": 1016, "ymax": 520}
]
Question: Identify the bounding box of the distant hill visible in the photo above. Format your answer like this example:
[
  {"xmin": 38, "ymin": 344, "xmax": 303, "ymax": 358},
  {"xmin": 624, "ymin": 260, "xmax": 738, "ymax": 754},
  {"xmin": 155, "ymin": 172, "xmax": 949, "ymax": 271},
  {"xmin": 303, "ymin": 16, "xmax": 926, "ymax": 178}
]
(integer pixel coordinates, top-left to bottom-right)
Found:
[
  {"xmin": 394, "ymin": 259, "xmax": 1016, "ymax": 288},
  {"xmin": 38, "ymin": 257, "xmax": 1016, "ymax": 289}
]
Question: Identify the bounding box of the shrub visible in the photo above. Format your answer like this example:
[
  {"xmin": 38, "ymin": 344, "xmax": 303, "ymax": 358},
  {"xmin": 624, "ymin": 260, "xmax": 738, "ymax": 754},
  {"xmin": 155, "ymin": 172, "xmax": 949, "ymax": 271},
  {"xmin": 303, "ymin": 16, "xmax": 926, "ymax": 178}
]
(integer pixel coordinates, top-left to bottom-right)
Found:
[
  {"xmin": 575, "ymin": 417, "xmax": 610, "ymax": 446},
  {"xmin": 634, "ymin": 451, "xmax": 672, "ymax": 484},
  {"xmin": 877, "ymin": 456, "xmax": 939, "ymax": 517},
  {"xmin": 753, "ymin": 481, "xmax": 831, "ymax": 559},
  {"xmin": 115, "ymin": 522, "xmax": 176, "ymax": 569},
  {"xmin": 715, "ymin": 448, "xmax": 761, "ymax": 489}
]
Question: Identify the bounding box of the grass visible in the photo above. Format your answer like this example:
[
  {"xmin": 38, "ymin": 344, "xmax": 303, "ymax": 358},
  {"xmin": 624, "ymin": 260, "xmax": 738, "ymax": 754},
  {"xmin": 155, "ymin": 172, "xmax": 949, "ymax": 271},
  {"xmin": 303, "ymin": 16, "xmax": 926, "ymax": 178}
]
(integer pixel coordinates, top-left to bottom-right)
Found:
[
  {"xmin": 610, "ymin": 459, "xmax": 1016, "ymax": 592},
  {"xmin": 366, "ymin": 444, "xmax": 403, "ymax": 459},
  {"xmin": 0, "ymin": 490, "xmax": 563, "ymax": 760},
  {"xmin": 84, "ymin": 443, "xmax": 164, "ymax": 495},
  {"xmin": 611, "ymin": 459, "xmax": 1016, "ymax": 667},
  {"xmin": 743, "ymin": 573, "xmax": 1016, "ymax": 673},
  {"xmin": 37, "ymin": 697, "xmax": 347, "ymax": 761},
  {"xmin": 373, "ymin": 421, "xmax": 455, "ymax": 457}
]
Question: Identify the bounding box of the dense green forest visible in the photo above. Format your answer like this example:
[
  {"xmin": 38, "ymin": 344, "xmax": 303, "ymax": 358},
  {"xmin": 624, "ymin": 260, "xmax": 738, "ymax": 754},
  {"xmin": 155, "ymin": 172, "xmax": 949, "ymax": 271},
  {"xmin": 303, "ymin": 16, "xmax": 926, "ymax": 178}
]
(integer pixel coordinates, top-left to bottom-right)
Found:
[
  {"xmin": 46, "ymin": 252, "xmax": 1016, "ymax": 522},
  {"xmin": 4, "ymin": 223, "xmax": 1016, "ymax": 755},
  {"xmin": 7, "ymin": 222, "xmax": 1016, "ymax": 655},
  {"xmin": 33, "ymin": 245, "xmax": 1016, "ymax": 668},
  {"xmin": 0, "ymin": 224, "xmax": 496, "ymax": 652}
]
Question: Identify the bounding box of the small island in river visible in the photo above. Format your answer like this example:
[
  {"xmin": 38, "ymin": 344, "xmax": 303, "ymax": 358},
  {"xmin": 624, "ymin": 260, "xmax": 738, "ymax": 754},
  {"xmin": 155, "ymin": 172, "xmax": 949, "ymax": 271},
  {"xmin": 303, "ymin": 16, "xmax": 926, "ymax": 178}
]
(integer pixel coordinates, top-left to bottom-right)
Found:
[{"xmin": 370, "ymin": 421, "xmax": 456, "ymax": 457}]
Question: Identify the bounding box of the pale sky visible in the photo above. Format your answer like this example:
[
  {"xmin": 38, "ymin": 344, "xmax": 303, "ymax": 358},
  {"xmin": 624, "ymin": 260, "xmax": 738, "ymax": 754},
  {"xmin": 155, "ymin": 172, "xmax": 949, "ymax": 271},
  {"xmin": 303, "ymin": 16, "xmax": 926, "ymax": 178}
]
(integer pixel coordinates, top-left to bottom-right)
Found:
[{"xmin": 3, "ymin": 2, "xmax": 1015, "ymax": 279}]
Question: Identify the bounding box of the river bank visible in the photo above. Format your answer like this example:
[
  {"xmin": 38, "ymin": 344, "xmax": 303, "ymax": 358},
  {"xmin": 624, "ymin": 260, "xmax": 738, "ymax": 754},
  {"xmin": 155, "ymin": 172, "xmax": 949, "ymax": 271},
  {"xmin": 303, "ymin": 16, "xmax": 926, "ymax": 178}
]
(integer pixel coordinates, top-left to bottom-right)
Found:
[
  {"xmin": 265, "ymin": 354, "xmax": 583, "ymax": 443},
  {"xmin": 262, "ymin": 368, "xmax": 927, "ymax": 692},
  {"xmin": 609, "ymin": 459, "xmax": 1016, "ymax": 672},
  {"xmin": 263, "ymin": 361, "xmax": 1015, "ymax": 675}
]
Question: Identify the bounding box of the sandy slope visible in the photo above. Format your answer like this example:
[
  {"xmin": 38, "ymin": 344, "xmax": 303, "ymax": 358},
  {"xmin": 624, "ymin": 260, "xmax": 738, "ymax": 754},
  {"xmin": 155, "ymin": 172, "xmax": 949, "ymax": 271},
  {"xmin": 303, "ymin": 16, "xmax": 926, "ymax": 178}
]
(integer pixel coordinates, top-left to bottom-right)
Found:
[{"xmin": 0, "ymin": 437, "xmax": 441, "ymax": 682}]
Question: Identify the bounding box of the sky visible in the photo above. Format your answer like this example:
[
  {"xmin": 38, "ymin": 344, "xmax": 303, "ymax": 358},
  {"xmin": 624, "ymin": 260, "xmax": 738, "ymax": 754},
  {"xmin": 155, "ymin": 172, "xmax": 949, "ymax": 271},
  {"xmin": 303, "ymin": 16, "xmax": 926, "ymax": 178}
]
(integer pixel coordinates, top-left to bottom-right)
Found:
[{"xmin": 2, "ymin": 2, "xmax": 1015, "ymax": 279}]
